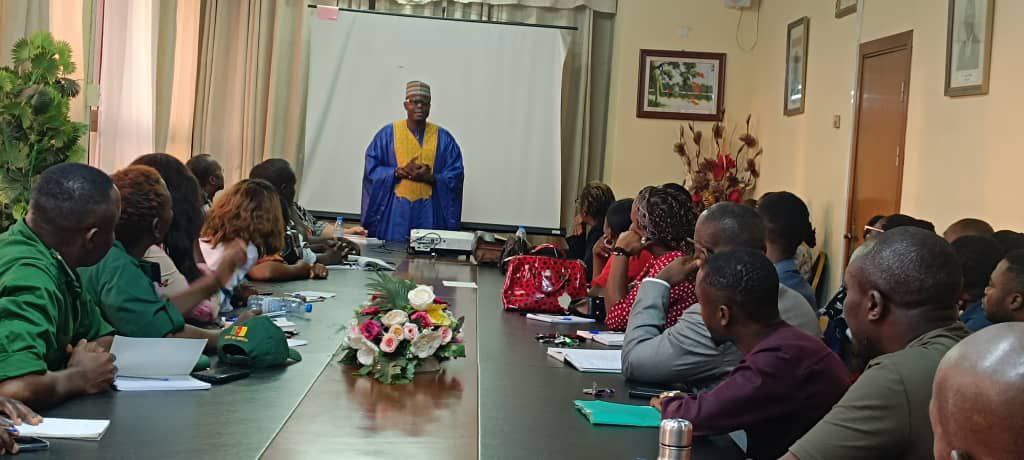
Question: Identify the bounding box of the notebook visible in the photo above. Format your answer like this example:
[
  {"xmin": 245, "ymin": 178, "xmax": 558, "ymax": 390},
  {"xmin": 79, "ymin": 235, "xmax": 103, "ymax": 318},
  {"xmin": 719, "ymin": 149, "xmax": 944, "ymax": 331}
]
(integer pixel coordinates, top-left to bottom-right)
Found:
[
  {"xmin": 110, "ymin": 336, "xmax": 211, "ymax": 391},
  {"xmin": 526, "ymin": 314, "xmax": 596, "ymax": 324},
  {"xmin": 573, "ymin": 400, "xmax": 661, "ymax": 427},
  {"xmin": 547, "ymin": 348, "xmax": 622, "ymax": 373},
  {"xmin": 15, "ymin": 418, "xmax": 111, "ymax": 440},
  {"xmin": 576, "ymin": 331, "xmax": 625, "ymax": 346}
]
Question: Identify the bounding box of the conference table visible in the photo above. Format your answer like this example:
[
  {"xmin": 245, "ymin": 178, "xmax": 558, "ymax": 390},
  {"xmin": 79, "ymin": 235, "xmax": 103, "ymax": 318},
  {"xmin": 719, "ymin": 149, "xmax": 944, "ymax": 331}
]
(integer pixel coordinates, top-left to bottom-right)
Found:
[{"xmin": 34, "ymin": 246, "xmax": 745, "ymax": 459}]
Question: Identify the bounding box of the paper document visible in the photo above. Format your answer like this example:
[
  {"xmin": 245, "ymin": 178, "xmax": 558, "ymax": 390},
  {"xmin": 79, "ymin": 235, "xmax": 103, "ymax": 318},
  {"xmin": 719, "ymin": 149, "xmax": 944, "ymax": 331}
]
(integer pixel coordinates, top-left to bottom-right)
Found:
[
  {"xmin": 110, "ymin": 336, "xmax": 206, "ymax": 378},
  {"xmin": 526, "ymin": 314, "xmax": 595, "ymax": 324},
  {"xmin": 15, "ymin": 418, "xmax": 111, "ymax": 440},
  {"xmin": 114, "ymin": 376, "xmax": 211, "ymax": 392},
  {"xmin": 550, "ymin": 348, "xmax": 621, "ymax": 373},
  {"xmin": 442, "ymin": 281, "xmax": 478, "ymax": 289},
  {"xmin": 290, "ymin": 290, "xmax": 336, "ymax": 301},
  {"xmin": 272, "ymin": 318, "xmax": 296, "ymax": 332},
  {"xmin": 573, "ymin": 400, "xmax": 661, "ymax": 427},
  {"xmin": 287, "ymin": 339, "xmax": 308, "ymax": 347},
  {"xmin": 546, "ymin": 347, "xmax": 569, "ymax": 362},
  {"xmin": 576, "ymin": 330, "xmax": 624, "ymax": 345}
]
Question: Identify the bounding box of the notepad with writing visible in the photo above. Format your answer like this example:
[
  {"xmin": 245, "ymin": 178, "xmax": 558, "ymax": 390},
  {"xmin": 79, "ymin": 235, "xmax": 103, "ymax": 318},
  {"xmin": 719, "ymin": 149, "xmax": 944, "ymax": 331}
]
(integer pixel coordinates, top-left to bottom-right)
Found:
[
  {"xmin": 15, "ymin": 418, "xmax": 111, "ymax": 440},
  {"xmin": 547, "ymin": 348, "xmax": 622, "ymax": 373},
  {"xmin": 573, "ymin": 400, "xmax": 661, "ymax": 427},
  {"xmin": 526, "ymin": 313, "xmax": 595, "ymax": 324},
  {"xmin": 110, "ymin": 336, "xmax": 211, "ymax": 391}
]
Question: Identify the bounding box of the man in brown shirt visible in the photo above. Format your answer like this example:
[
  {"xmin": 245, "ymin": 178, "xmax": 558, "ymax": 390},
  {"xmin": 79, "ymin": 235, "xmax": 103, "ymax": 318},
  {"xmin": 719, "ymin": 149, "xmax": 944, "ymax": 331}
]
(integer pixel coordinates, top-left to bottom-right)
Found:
[{"xmin": 784, "ymin": 227, "xmax": 970, "ymax": 460}]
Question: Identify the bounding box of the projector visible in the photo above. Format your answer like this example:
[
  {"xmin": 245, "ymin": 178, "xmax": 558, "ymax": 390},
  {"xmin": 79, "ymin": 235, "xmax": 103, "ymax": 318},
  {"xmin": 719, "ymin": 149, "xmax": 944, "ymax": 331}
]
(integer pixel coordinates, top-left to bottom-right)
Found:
[{"xmin": 409, "ymin": 229, "xmax": 476, "ymax": 255}]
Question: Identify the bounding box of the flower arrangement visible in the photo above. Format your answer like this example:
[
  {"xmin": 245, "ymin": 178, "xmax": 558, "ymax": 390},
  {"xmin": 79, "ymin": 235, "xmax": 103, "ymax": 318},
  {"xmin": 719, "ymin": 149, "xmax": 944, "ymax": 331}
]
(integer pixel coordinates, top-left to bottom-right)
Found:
[
  {"xmin": 340, "ymin": 273, "xmax": 466, "ymax": 384},
  {"xmin": 673, "ymin": 114, "xmax": 763, "ymax": 212}
]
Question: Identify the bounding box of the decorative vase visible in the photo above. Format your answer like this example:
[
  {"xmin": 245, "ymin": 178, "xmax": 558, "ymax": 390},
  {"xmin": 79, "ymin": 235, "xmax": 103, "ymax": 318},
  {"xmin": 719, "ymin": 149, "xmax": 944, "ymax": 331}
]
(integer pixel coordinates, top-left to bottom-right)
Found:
[{"xmin": 416, "ymin": 357, "xmax": 442, "ymax": 374}]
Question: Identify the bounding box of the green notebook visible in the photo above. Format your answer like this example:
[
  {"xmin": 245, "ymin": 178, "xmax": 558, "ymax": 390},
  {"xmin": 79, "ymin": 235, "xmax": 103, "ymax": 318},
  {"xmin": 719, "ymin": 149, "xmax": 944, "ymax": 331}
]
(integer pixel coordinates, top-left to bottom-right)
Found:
[{"xmin": 573, "ymin": 400, "xmax": 662, "ymax": 427}]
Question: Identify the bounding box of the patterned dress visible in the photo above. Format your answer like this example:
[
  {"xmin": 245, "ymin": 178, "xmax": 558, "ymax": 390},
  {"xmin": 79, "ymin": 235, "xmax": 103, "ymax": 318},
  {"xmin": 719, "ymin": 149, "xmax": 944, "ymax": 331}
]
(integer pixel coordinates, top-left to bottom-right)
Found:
[{"xmin": 604, "ymin": 250, "xmax": 699, "ymax": 331}]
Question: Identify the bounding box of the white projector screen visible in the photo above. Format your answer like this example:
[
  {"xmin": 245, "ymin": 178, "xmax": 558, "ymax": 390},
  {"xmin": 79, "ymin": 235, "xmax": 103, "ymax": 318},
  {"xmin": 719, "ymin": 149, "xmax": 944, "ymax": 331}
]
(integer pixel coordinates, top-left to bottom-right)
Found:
[{"xmin": 300, "ymin": 9, "xmax": 569, "ymax": 230}]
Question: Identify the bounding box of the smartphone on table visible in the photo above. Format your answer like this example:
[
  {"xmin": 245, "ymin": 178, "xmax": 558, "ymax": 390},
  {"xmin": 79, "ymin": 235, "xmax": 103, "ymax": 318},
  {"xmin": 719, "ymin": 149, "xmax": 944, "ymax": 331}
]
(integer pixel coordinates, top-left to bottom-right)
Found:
[{"xmin": 15, "ymin": 436, "xmax": 49, "ymax": 452}]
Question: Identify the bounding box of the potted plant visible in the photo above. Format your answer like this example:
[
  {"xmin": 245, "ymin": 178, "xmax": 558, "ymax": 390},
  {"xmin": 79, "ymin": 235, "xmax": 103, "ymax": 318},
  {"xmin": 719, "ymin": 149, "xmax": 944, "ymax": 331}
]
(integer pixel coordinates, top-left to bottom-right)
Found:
[{"xmin": 0, "ymin": 31, "xmax": 88, "ymax": 231}]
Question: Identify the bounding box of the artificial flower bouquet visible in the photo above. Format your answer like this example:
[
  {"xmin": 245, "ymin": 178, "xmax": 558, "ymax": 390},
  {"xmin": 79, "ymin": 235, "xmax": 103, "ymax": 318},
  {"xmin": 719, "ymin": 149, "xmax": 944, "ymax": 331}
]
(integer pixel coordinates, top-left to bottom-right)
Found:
[{"xmin": 340, "ymin": 273, "xmax": 466, "ymax": 384}]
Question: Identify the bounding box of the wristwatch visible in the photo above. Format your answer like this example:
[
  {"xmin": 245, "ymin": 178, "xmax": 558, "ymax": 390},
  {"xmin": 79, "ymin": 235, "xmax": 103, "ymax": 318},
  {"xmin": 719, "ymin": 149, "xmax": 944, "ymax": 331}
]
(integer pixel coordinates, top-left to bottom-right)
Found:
[{"xmin": 612, "ymin": 247, "xmax": 630, "ymax": 257}]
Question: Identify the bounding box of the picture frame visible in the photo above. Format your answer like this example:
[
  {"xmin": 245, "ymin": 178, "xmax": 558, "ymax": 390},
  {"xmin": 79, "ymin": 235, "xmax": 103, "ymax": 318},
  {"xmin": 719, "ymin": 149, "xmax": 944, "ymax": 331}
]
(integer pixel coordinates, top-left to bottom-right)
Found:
[
  {"xmin": 835, "ymin": 0, "xmax": 857, "ymax": 18},
  {"xmin": 784, "ymin": 17, "xmax": 810, "ymax": 116},
  {"xmin": 945, "ymin": 0, "xmax": 994, "ymax": 97},
  {"xmin": 636, "ymin": 49, "xmax": 726, "ymax": 121}
]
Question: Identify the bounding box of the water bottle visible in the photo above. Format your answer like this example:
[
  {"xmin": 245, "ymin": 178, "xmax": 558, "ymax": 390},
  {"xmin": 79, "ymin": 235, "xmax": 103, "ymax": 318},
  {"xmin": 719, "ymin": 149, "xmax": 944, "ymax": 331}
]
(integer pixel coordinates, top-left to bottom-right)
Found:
[
  {"xmin": 303, "ymin": 303, "xmax": 313, "ymax": 320},
  {"xmin": 246, "ymin": 295, "xmax": 305, "ymax": 316},
  {"xmin": 657, "ymin": 419, "xmax": 692, "ymax": 460},
  {"xmin": 515, "ymin": 226, "xmax": 527, "ymax": 240},
  {"xmin": 334, "ymin": 216, "xmax": 345, "ymax": 239}
]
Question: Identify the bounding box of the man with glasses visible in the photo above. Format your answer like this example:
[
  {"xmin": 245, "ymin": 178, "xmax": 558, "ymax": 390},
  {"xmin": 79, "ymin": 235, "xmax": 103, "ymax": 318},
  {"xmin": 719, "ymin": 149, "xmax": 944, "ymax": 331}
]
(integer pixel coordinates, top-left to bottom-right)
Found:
[{"xmin": 361, "ymin": 81, "xmax": 465, "ymax": 242}]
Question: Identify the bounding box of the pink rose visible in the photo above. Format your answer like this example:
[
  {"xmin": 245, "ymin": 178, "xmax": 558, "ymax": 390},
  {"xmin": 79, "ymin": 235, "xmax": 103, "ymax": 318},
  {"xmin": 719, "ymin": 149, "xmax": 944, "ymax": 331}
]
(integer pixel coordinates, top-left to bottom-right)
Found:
[
  {"xmin": 359, "ymin": 306, "xmax": 380, "ymax": 316},
  {"xmin": 403, "ymin": 323, "xmax": 420, "ymax": 340},
  {"xmin": 410, "ymin": 311, "xmax": 433, "ymax": 328},
  {"xmin": 359, "ymin": 320, "xmax": 383, "ymax": 341},
  {"xmin": 379, "ymin": 334, "xmax": 399, "ymax": 353},
  {"xmin": 439, "ymin": 327, "xmax": 453, "ymax": 345}
]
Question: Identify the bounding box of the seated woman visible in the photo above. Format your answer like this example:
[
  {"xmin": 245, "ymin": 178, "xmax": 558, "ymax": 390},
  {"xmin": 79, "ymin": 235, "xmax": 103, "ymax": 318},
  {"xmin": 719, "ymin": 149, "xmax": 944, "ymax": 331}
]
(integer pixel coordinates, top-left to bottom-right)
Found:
[
  {"xmin": 78, "ymin": 166, "xmax": 253, "ymax": 353},
  {"xmin": 132, "ymin": 153, "xmax": 223, "ymax": 324},
  {"xmin": 590, "ymin": 198, "xmax": 653, "ymax": 296},
  {"xmin": 199, "ymin": 178, "xmax": 320, "ymax": 282},
  {"xmin": 249, "ymin": 159, "xmax": 360, "ymax": 275},
  {"xmin": 603, "ymin": 185, "xmax": 698, "ymax": 331},
  {"xmin": 566, "ymin": 182, "xmax": 615, "ymax": 281},
  {"xmin": 757, "ymin": 191, "xmax": 818, "ymax": 307}
]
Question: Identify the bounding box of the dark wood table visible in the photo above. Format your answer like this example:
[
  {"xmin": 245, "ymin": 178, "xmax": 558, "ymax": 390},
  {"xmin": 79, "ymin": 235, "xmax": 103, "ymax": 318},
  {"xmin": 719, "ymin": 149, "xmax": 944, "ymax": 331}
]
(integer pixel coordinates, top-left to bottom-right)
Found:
[{"xmin": 25, "ymin": 247, "xmax": 744, "ymax": 459}]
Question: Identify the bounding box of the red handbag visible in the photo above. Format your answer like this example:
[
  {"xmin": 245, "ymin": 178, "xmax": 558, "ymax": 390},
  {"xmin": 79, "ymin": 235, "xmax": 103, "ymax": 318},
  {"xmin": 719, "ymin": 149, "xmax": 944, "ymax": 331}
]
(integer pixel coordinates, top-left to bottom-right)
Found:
[{"xmin": 501, "ymin": 244, "xmax": 588, "ymax": 313}]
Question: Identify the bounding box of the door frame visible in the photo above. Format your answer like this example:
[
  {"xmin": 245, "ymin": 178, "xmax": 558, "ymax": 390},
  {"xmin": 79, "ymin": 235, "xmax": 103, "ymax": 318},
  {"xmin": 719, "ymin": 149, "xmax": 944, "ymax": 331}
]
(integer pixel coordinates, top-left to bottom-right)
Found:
[{"xmin": 842, "ymin": 30, "xmax": 914, "ymax": 267}]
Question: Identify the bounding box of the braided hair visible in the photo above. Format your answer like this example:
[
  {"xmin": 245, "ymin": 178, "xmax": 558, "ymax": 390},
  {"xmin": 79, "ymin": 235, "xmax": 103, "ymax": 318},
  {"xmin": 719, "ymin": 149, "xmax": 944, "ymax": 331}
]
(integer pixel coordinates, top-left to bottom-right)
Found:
[{"xmin": 635, "ymin": 185, "xmax": 697, "ymax": 252}]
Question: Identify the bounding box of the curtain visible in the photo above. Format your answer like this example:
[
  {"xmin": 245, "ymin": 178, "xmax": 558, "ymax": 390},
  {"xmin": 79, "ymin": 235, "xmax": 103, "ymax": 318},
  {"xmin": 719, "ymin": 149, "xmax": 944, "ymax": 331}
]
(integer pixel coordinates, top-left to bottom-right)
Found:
[
  {"xmin": 0, "ymin": 0, "xmax": 49, "ymax": 65},
  {"xmin": 192, "ymin": 0, "xmax": 311, "ymax": 185},
  {"xmin": 94, "ymin": 0, "xmax": 200, "ymax": 171},
  {"xmin": 333, "ymin": 0, "xmax": 615, "ymax": 227}
]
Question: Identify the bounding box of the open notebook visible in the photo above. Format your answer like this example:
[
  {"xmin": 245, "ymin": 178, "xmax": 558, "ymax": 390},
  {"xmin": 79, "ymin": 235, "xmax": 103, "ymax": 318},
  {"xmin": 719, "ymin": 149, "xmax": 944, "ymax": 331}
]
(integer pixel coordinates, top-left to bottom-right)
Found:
[
  {"xmin": 110, "ymin": 336, "xmax": 211, "ymax": 391},
  {"xmin": 547, "ymin": 348, "xmax": 622, "ymax": 373}
]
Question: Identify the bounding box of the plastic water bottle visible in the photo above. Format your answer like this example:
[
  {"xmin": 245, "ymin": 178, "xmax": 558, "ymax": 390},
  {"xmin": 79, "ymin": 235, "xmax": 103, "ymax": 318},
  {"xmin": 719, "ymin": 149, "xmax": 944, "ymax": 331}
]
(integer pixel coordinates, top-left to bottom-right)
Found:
[
  {"xmin": 303, "ymin": 303, "xmax": 313, "ymax": 320},
  {"xmin": 246, "ymin": 295, "xmax": 305, "ymax": 316},
  {"xmin": 334, "ymin": 216, "xmax": 345, "ymax": 239},
  {"xmin": 516, "ymin": 226, "xmax": 527, "ymax": 240}
]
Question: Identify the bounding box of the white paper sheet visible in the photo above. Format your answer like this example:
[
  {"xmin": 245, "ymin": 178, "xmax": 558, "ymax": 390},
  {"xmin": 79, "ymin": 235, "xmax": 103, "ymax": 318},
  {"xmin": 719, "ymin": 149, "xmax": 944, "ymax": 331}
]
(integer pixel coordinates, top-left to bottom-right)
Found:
[
  {"xmin": 114, "ymin": 376, "xmax": 211, "ymax": 392},
  {"xmin": 526, "ymin": 314, "xmax": 595, "ymax": 324},
  {"xmin": 15, "ymin": 418, "xmax": 110, "ymax": 440},
  {"xmin": 109, "ymin": 336, "xmax": 206, "ymax": 378},
  {"xmin": 442, "ymin": 281, "xmax": 478, "ymax": 289},
  {"xmin": 287, "ymin": 339, "xmax": 308, "ymax": 347}
]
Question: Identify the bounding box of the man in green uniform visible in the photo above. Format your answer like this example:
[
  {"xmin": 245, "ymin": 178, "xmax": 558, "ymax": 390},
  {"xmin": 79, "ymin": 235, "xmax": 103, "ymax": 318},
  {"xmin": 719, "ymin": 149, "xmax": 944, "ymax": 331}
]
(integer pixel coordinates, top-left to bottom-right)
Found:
[{"xmin": 0, "ymin": 163, "xmax": 120, "ymax": 409}]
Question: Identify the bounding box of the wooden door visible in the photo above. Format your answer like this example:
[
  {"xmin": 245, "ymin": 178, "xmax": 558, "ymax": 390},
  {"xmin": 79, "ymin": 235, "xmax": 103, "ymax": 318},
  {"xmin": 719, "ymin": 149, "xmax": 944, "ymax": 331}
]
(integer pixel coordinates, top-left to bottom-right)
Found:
[{"xmin": 844, "ymin": 31, "xmax": 913, "ymax": 264}]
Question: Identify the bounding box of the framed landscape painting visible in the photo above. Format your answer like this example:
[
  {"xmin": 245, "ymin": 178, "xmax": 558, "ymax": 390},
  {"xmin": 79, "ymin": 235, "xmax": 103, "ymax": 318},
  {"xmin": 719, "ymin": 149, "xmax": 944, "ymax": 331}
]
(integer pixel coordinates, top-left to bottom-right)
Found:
[
  {"xmin": 636, "ymin": 49, "xmax": 726, "ymax": 121},
  {"xmin": 945, "ymin": 0, "xmax": 994, "ymax": 96}
]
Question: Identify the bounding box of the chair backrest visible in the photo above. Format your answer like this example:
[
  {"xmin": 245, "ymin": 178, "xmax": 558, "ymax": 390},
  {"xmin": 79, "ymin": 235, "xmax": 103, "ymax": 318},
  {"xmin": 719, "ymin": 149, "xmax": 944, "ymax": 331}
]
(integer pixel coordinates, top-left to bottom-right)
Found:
[{"xmin": 810, "ymin": 251, "xmax": 827, "ymax": 298}]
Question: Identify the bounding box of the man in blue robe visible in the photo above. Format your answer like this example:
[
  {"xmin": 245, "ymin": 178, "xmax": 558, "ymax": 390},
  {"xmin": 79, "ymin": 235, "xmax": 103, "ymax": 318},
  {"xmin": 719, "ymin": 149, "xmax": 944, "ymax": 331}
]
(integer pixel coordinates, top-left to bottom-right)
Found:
[{"xmin": 361, "ymin": 81, "xmax": 465, "ymax": 241}]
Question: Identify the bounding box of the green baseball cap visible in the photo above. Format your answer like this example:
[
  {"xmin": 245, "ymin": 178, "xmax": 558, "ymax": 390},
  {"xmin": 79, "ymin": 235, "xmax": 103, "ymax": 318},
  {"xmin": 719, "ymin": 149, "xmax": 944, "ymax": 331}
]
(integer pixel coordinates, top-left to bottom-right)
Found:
[{"xmin": 218, "ymin": 316, "xmax": 302, "ymax": 368}]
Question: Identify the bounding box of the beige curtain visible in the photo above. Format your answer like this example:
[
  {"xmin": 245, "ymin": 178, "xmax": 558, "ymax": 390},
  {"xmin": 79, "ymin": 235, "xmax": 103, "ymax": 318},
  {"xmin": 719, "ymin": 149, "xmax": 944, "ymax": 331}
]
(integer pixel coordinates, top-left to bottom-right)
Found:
[
  {"xmin": 192, "ymin": 0, "xmax": 311, "ymax": 185},
  {"xmin": 337, "ymin": 0, "xmax": 615, "ymax": 227},
  {"xmin": 0, "ymin": 0, "xmax": 49, "ymax": 65}
]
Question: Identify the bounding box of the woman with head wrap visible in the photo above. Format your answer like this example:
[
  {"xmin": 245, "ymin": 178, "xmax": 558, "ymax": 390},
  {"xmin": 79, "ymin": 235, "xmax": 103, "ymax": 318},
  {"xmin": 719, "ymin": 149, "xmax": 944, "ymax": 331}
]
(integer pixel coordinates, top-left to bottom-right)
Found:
[{"xmin": 603, "ymin": 185, "xmax": 698, "ymax": 331}]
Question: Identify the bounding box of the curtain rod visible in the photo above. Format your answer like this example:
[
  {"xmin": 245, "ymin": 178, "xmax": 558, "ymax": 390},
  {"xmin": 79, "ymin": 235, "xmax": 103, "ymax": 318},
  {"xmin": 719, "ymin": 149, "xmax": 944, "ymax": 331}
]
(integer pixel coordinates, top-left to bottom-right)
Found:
[{"xmin": 306, "ymin": 4, "xmax": 578, "ymax": 31}]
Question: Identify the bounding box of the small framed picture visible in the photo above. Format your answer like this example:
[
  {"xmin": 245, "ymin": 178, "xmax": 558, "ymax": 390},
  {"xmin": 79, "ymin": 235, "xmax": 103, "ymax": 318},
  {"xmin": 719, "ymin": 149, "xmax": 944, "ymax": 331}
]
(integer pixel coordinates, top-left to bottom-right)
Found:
[
  {"xmin": 784, "ymin": 17, "xmax": 810, "ymax": 116},
  {"xmin": 945, "ymin": 0, "xmax": 994, "ymax": 96},
  {"xmin": 636, "ymin": 49, "xmax": 726, "ymax": 121},
  {"xmin": 835, "ymin": 0, "xmax": 857, "ymax": 18}
]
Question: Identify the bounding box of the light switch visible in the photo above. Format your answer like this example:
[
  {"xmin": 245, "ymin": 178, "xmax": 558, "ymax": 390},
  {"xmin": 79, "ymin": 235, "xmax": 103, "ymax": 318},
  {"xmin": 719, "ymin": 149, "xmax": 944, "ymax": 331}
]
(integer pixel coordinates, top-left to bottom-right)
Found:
[{"xmin": 832, "ymin": 115, "xmax": 841, "ymax": 129}]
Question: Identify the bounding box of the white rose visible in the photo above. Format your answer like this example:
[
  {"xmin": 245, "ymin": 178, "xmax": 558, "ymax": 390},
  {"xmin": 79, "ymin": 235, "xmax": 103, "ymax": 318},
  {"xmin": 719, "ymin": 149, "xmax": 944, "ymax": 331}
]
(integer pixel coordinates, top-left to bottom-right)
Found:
[
  {"xmin": 356, "ymin": 339, "xmax": 379, "ymax": 366},
  {"xmin": 407, "ymin": 285, "xmax": 436, "ymax": 311},
  {"xmin": 380, "ymin": 309, "xmax": 409, "ymax": 327},
  {"xmin": 410, "ymin": 329, "xmax": 443, "ymax": 358},
  {"xmin": 403, "ymin": 323, "xmax": 420, "ymax": 341},
  {"xmin": 439, "ymin": 327, "xmax": 453, "ymax": 345},
  {"xmin": 347, "ymin": 333, "xmax": 367, "ymax": 350}
]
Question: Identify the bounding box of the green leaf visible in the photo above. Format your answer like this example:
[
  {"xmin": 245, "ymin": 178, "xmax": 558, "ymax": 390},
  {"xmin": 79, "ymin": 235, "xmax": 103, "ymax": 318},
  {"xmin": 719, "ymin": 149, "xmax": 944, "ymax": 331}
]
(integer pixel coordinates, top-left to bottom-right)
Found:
[
  {"xmin": 11, "ymin": 201, "xmax": 27, "ymax": 220},
  {"xmin": 437, "ymin": 343, "xmax": 466, "ymax": 359}
]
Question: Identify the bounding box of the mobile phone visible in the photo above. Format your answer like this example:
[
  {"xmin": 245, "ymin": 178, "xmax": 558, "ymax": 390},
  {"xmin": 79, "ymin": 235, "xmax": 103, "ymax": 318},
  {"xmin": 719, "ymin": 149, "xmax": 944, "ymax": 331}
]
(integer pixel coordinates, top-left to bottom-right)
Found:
[
  {"xmin": 628, "ymin": 386, "xmax": 674, "ymax": 400},
  {"xmin": 15, "ymin": 436, "xmax": 49, "ymax": 452},
  {"xmin": 191, "ymin": 367, "xmax": 251, "ymax": 385}
]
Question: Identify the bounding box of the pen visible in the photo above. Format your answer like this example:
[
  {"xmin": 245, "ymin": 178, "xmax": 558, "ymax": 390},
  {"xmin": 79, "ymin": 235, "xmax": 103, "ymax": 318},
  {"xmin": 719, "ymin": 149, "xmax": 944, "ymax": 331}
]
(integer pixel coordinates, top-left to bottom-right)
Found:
[{"xmin": 0, "ymin": 416, "xmax": 19, "ymax": 434}]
